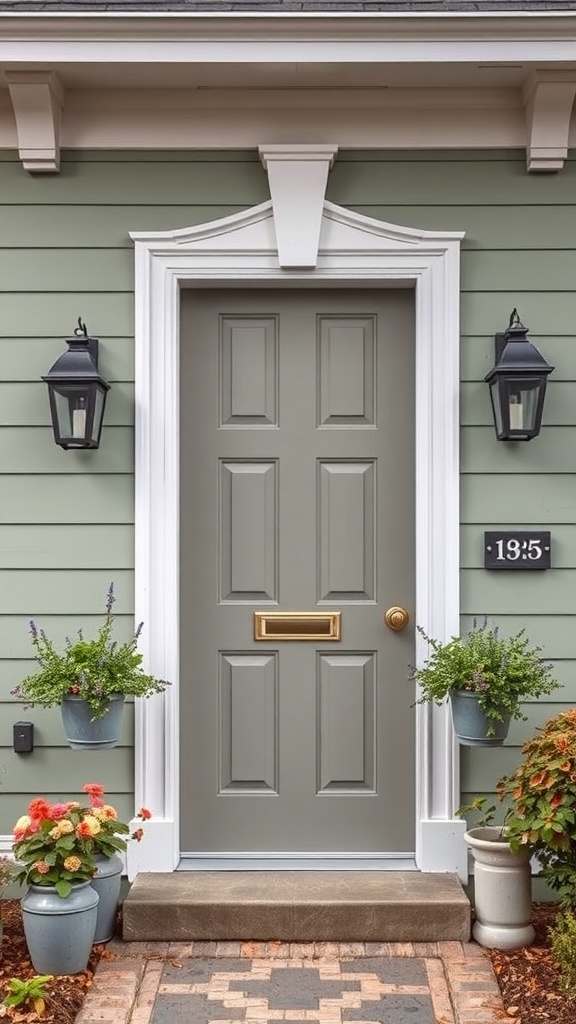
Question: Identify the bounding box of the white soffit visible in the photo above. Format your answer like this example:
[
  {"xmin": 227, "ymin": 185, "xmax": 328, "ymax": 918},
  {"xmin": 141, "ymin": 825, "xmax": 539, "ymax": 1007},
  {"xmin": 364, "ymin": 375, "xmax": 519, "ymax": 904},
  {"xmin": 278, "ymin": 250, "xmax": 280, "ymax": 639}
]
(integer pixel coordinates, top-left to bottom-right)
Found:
[{"xmin": 1, "ymin": 15, "xmax": 576, "ymax": 170}]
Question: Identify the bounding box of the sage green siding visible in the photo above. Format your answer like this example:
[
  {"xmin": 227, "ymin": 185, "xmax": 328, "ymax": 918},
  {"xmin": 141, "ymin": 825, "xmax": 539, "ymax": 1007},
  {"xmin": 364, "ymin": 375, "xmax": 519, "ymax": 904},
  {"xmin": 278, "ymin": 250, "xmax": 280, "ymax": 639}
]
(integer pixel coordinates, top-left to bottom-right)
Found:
[
  {"xmin": 1, "ymin": 148, "xmax": 574, "ymax": 836},
  {"xmin": 331, "ymin": 151, "xmax": 576, "ymax": 816},
  {"xmin": 0, "ymin": 151, "xmax": 268, "ymax": 833}
]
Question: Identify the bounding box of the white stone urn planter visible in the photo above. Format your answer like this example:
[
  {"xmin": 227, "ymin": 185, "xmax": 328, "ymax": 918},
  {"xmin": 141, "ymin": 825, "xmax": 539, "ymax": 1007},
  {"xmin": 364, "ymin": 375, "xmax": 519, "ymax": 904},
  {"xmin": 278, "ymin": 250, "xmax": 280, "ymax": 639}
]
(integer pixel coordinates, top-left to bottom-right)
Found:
[{"xmin": 465, "ymin": 826, "xmax": 535, "ymax": 950}]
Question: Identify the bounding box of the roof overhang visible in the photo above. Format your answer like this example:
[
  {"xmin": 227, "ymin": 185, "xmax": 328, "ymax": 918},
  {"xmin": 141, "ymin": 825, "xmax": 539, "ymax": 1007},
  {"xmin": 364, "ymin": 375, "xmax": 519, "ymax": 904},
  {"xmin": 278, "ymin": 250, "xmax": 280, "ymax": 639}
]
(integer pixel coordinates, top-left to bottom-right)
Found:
[{"xmin": 1, "ymin": 11, "xmax": 576, "ymax": 172}]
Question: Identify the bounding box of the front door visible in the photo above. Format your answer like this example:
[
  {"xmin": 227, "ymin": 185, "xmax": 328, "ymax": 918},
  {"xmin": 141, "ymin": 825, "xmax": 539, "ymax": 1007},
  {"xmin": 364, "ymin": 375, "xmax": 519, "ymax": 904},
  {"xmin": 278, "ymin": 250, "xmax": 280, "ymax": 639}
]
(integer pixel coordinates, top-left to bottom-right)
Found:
[{"xmin": 180, "ymin": 288, "xmax": 415, "ymax": 858}]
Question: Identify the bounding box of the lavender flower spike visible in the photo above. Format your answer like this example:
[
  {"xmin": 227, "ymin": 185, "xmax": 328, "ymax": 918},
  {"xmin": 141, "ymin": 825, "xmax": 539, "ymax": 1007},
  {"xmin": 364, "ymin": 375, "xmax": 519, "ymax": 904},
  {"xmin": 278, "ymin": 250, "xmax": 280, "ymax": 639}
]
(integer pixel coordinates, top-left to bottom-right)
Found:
[
  {"xmin": 29, "ymin": 620, "xmax": 38, "ymax": 641},
  {"xmin": 106, "ymin": 582, "xmax": 115, "ymax": 614}
]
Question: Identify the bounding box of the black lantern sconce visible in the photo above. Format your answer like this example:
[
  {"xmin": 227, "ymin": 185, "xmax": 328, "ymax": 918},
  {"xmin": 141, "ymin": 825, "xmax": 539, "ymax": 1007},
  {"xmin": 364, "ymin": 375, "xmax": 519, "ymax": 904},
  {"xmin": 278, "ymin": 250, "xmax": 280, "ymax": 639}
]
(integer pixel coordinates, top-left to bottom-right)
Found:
[
  {"xmin": 43, "ymin": 319, "xmax": 111, "ymax": 450},
  {"xmin": 484, "ymin": 309, "xmax": 554, "ymax": 441}
]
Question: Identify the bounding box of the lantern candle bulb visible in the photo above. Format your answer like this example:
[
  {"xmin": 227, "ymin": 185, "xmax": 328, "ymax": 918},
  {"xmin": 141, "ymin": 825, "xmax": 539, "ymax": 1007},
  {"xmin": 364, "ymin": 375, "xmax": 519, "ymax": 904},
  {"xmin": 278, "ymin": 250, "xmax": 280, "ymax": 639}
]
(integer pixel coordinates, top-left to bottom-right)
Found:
[
  {"xmin": 72, "ymin": 398, "xmax": 87, "ymax": 438},
  {"xmin": 509, "ymin": 396, "xmax": 523, "ymax": 430}
]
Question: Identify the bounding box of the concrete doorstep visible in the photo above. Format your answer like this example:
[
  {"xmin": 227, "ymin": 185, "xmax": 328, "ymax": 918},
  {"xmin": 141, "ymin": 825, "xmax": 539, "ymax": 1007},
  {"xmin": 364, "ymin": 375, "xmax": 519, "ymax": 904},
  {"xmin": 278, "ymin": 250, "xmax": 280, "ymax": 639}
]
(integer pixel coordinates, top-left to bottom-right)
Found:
[{"xmin": 122, "ymin": 871, "xmax": 471, "ymax": 943}]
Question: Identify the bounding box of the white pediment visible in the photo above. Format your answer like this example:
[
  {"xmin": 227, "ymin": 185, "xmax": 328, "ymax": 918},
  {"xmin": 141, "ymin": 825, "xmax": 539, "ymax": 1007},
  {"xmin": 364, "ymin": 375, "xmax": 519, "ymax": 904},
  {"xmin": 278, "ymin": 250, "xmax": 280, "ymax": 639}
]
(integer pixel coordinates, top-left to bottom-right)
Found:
[{"xmin": 130, "ymin": 199, "xmax": 462, "ymax": 262}]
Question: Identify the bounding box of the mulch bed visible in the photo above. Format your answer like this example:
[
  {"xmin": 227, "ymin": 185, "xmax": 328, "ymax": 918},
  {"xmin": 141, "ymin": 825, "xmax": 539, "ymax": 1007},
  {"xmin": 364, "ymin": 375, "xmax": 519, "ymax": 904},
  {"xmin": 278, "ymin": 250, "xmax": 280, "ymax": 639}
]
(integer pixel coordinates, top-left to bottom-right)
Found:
[
  {"xmin": 1, "ymin": 899, "xmax": 575, "ymax": 1023},
  {"xmin": 0, "ymin": 900, "xmax": 106, "ymax": 1023},
  {"xmin": 487, "ymin": 903, "xmax": 576, "ymax": 1023}
]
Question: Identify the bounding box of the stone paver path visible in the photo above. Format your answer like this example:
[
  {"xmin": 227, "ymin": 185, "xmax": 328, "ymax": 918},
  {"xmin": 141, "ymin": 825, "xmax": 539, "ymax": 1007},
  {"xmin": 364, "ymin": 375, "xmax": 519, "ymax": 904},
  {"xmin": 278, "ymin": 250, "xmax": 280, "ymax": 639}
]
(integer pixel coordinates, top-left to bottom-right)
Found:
[{"xmin": 75, "ymin": 940, "xmax": 505, "ymax": 1024}]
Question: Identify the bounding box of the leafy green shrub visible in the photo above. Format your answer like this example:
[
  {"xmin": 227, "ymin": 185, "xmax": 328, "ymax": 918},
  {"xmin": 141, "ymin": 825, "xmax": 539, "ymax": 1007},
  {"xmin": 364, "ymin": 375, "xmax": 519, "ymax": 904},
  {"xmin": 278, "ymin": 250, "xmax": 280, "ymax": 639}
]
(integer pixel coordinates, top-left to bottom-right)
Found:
[
  {"xmin": 497, "ymin": 709, "xmax": 576, "ymax": 902},
  {"xmin": 550, "ymin": 909, "xmax": 576, "ymax": 995}
]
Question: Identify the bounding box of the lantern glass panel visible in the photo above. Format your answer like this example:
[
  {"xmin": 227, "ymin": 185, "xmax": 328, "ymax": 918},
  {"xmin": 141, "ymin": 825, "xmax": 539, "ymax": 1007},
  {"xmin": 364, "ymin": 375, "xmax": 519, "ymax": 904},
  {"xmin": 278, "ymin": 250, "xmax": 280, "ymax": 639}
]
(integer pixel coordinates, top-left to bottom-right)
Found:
[
  {"xmin": 489, "ymin": 380, "xmax": 503, "ymax": 436},
  {"xmin": 50, "ymin": 383, "xmax": 92, "ymax": 446},
  {"xmin": 91, "ymin": 386, "xmax": 106, "ymax": 444},
  {"xmin": 503, "ymin": 377, "xmax": 541, "ymax": 434}
]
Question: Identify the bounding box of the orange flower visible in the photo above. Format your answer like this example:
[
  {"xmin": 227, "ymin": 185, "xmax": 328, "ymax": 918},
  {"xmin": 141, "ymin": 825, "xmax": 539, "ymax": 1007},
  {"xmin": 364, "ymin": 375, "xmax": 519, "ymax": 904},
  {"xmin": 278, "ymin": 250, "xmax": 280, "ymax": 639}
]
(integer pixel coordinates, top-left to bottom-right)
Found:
[
  {"xmin": 138, "ymin": 807, "xmax": 152, "ymax": 821},
  {"xmin": 555, "ymin": 738, "xmax": 569, "ymax": 752},
  {"xmin": 28, "ymin": 798, "xmax": 51, "ymax": 821},
  {"xmin": 34, "ymin": 860, "xmax": 50, "ymax": 874},
  {"xmin": 76, "ymin": 821, "xmax": 93, "ymax": 839},
  {"xmin": 63, "ymin": 856, "xmax": 82, "ymax": 872},
  {"xmin": 551, "ymin": 793, "xmax": 564, "ymax": 808}
]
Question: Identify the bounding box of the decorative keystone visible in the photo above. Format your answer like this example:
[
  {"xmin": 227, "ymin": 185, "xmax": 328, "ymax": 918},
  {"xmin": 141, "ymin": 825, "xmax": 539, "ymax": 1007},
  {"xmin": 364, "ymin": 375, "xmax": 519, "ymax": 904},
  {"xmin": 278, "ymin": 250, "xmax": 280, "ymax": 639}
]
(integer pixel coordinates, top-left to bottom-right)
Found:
[{"xmin": 258, "ymin": 144, "xmax": 338, "ymax": 267}]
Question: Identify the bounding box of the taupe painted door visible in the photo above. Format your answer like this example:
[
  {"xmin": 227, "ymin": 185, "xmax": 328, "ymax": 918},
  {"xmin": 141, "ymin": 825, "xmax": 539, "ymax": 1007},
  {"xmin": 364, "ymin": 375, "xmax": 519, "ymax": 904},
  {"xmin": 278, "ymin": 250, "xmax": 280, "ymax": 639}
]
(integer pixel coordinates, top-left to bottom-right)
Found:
[{"xmin": 180, "ymin": 289, "xmax": 415, "ymax": 855}]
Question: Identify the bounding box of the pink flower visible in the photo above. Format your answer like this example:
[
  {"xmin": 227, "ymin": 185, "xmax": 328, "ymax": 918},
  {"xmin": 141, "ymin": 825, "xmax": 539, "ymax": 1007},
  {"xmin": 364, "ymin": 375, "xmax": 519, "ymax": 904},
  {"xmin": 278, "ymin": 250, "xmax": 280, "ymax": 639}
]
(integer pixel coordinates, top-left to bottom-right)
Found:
[{"xmin": 48, "ymin": 803, "xmax": 71, "ymax": 820}]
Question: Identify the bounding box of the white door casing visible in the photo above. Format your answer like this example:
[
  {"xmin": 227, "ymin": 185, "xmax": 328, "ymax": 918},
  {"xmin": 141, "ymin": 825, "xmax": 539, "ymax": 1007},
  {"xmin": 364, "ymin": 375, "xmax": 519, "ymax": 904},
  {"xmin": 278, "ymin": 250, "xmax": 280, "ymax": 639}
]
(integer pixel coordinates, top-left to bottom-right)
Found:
[{"xmin": 127, "ymin": 173, "xmax": 467, "ymax": 880}]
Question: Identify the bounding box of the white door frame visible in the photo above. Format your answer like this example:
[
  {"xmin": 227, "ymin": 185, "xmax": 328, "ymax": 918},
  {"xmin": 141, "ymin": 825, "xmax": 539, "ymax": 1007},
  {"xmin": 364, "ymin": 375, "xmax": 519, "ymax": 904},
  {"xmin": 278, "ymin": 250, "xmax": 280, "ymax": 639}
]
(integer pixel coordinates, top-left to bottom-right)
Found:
[{"xmin": 127, "ymin": 198, "xmax": 468, "ymax": 881}]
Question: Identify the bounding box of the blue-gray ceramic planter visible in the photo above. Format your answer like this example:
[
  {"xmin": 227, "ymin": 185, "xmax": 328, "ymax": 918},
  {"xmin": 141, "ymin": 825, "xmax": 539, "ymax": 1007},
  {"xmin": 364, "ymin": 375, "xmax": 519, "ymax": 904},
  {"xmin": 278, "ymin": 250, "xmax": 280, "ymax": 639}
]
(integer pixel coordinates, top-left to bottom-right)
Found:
[
  {"xmin": 450, "ymin": 690, "xmax": 511, "ymax": 746},
  {"xmin": 21, "ymin": 881, "xmax": 99, "ymax": 975},
  {"xmin": 60, "ymin": 694, "xmax": 125, "ymax": 750},
  {"xmin": 92, "ymin": 852, "xmax": 123, "ymax": 943}
]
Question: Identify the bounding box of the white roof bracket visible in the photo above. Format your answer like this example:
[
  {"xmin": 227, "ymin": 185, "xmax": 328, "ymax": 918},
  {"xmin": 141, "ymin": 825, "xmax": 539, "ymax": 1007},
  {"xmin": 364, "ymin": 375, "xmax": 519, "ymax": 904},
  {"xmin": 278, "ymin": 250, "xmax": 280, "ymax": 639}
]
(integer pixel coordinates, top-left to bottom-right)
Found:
[
  {"xmin": 523, "ymin": 70, "xmax": 576, "ymax": 173},
  {"xmin": 5, "ymin": 71, "xmax": 65, "ymax": 174}
]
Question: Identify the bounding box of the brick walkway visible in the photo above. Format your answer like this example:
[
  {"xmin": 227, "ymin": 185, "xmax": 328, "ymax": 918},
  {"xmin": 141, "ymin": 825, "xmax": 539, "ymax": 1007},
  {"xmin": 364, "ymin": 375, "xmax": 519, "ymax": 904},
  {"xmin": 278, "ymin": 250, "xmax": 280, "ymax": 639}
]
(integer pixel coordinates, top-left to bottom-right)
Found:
[{"xmin": 75, "ymin": 940, "xmax": 505, "ymax": 1024}]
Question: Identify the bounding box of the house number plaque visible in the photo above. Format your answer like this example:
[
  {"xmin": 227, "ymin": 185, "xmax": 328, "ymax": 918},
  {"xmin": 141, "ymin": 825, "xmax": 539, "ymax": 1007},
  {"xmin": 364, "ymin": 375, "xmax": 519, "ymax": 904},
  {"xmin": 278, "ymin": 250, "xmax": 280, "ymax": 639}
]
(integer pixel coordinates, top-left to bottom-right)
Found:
[{"xmin": 484, "ymin": 531, "xmax": 551, "ymax": 570}]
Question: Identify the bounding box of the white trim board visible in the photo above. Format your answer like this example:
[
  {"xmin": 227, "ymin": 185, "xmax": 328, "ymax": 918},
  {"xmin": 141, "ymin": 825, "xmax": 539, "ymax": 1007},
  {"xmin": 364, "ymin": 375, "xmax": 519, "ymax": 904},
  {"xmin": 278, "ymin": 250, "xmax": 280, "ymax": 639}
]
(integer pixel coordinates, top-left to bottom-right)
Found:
[{"xmin": 127, "ymin": 199, "xmax": 467, "ymax": 883}]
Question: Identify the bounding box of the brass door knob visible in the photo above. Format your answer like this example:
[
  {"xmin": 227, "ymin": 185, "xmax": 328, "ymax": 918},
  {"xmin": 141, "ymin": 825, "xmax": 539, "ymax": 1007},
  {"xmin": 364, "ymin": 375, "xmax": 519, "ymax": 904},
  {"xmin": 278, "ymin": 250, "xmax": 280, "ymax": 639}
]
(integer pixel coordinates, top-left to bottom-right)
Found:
[{"xmin": 384, "ymin": 606, "xmax": 410, "ymax": 631}]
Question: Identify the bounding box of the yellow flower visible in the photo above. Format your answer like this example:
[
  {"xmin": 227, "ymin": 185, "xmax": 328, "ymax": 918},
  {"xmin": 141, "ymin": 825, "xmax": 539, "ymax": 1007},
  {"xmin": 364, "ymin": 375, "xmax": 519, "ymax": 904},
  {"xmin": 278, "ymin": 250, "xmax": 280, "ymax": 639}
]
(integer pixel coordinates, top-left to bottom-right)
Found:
[
  {"xmin": 34, "ymin": 860, "xmax": 50, "ymax": 874},
  {"xmin": 92, "ymin": 805, "xmax": 117, "ymax": 821},
  {"xmin": 81, "ymin": 815, "xmax": 102, "ymax": 837},
  {"xmin": 49, "ymin": 819, "xmax": 75, "ymax": 840},
  {"xmin": 63, "ymin": 856, "xmax": 82, "ymax": 872},
  {"xmin": 13, "ymin": 814, "xmax": 31, "ymax": 838}
]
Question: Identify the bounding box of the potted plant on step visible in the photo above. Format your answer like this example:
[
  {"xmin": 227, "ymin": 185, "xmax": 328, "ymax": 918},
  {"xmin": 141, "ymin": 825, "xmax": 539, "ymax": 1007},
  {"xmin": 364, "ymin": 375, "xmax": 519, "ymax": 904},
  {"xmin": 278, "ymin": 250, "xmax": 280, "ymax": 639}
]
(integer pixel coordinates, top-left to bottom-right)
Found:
[
  {"xmin": 411, "ymin": 620, "xmax": 558, "ymax": 746},
  {"xmin": 457, "ymin": 797, "xmax": 535, "ymax": 950},
  {"xmin": 12, "ymin": 583, "xmax": 169, "ymax": 750}
]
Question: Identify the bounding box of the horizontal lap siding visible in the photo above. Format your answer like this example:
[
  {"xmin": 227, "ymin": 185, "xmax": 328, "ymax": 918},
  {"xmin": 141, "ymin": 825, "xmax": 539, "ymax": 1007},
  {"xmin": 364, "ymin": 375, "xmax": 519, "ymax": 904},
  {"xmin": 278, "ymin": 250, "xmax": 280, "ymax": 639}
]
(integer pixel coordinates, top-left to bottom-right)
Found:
[
  {"xmin": 1, "ymin": 147, "xmax": 573, "ymax": 833},
  {"xmin": 0, "ymin": 151, "xmax": 268, "ymax": 837},
  {"xmin": 329, "ymin": 150, "xmax": 576, "ymax": 810}
]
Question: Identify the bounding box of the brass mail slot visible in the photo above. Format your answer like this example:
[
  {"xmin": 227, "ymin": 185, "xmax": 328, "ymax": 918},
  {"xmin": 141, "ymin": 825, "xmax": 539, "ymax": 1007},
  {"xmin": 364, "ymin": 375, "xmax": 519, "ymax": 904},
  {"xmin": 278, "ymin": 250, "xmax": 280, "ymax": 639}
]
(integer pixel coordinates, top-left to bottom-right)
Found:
[{"xmin": 254, "ymin": 611, "xmax": 341, "ymax": 641}]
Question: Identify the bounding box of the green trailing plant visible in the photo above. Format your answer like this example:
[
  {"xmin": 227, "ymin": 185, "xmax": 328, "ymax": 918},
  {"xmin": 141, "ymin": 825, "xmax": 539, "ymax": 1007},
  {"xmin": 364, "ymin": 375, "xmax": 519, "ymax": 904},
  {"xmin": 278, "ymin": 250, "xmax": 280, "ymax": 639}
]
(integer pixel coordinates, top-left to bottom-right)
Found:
[
  {"xmin": 2, "ymin": 975, "xmax": 53, "ymax": 1017},
  {"xmin": 497, "ymin": 709, "xmax": 576, "ymax": 903},
  {"xmin": 550, "ymin": 909, "xmax": 576, "ymax": 995},
  {"xmin": 411, "ymin": 620, "xmax": 558, "ymax": 735},
  {"xmin": 12, "ymin": 583, "xmax": 169, "ymax": 719}
]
